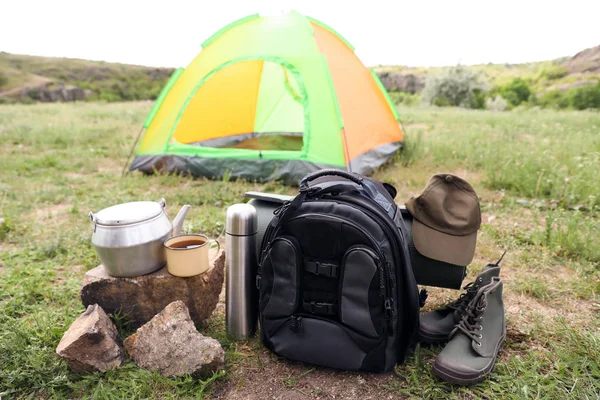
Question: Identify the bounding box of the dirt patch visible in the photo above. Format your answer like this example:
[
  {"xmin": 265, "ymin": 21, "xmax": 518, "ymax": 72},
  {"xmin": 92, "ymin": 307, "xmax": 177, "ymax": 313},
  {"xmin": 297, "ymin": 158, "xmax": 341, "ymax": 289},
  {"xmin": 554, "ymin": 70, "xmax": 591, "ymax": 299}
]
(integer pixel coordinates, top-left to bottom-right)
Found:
[
  {"xmin": 51, "ymin": 264, "xmax": 86, "ymax": 284},
  {"xmin": 0, "ymin": 75, "xmax": 53, "ymax": 97},
  {"xmin": 482, "ymin": 204, "xmax": 545, "ymax": 234},
  {"xmin": 97, "ymin": 157, "xmax": 123, "ymax": 174},
  {"xmin": 213, "ymin": 349, "xmax": 403, "ymax": 400},
  {"xmin": 446, "ymin": 168, "xmax": 484, "ymax": 185},
  {"xmin": 0, "ymin": 242, "xmax": 17, "ymax": 252},
  {"xmin": 65, "ymin": 171, "xmax": 86, "ymax": 179},
  {"xmin": 404, "ymin": 123, "xmax": 430, "ymax": 131},
  {"xmin": 503, "ymin": 265, "xmax": 596, "ymax": 331},
  {"xmin": 519, "ymin": 133, "xmax": 536, "ymax": 144},
  {"xmin": 34, "ymin": 202, "xmax": 71, "ymax": 221}
]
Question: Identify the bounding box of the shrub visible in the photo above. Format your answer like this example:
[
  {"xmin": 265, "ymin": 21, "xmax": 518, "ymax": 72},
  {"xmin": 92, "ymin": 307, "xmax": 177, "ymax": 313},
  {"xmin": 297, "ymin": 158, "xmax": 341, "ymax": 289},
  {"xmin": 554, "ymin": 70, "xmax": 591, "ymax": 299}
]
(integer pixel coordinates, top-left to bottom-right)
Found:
[
  {"xmin": 538, "ymin": 65, "xmax": 569, "ymax": 81},
  {"xmin": 0, "ymin": 96, "xmax": 15, "ymax": 105},
  {"xmin": 98, "ymin": 91, "xmax": 122, "ymax": 102},
  {"xmin": 469, "ymin": 88, "xmax": 486, "ymax": 110},
  {"xmin": 500, "ymin": 78, "xmax": 532, "ymax": 107},
  {"xmin": 388, "ymin": 91, "xmax": 420, "ymax": 106},
  {"xmin": 486, "ymin": 95, "xmax": 508, "ymax": 111},
  {"xmin": 421, "ymin": 65, "xmax": 489, "ymax": 109},
  {"xmin": 0, "ymin": 72, "xmax": 8, "ymax": 88},
  {"xmin": 538, "ymin": 90, "xmax": 570, "ymax": 109},
  {"xmin": 568, "ymin": 82, "xmax": 600, "ymax": 110},
  {"xmin": 19, "ymin": 97, "xmax": 36, "ymax": 105}
]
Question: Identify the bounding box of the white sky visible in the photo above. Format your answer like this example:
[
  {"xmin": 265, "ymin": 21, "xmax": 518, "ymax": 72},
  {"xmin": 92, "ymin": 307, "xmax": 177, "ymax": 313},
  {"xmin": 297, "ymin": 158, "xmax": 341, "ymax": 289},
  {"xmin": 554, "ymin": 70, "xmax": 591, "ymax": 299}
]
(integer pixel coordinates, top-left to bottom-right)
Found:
[{"xmin": 1, "ymin": 0, "xmax": 599, "ymax": 68}]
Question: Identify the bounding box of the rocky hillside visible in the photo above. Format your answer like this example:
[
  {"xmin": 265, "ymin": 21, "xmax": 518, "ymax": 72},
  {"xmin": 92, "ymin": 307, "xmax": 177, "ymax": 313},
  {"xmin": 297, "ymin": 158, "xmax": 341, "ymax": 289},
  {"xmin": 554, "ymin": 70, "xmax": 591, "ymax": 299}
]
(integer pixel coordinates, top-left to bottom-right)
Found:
[
  {"xmin": 1, "ymin": 45, "xmax": 599, "ymax": 104},
  {"xmin": 0, "ymin": 53, "xmax": 174, "ymax": 103},
  {"xmin": 373, "ymin": 45, "xmax": 600, "ymax": 95},
  {"xmin": 564, "ymin": 45, "xmax": 600, "ymax": 74}
]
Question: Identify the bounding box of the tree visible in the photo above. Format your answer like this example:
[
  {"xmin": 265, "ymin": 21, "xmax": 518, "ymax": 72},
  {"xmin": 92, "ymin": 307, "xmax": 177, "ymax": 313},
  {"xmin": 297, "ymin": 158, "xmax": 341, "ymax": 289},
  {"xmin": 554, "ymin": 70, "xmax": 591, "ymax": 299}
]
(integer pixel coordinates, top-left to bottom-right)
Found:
[
  {"xmin": 499, "ymin": 78, "xmax": 532, "ymax": 107},
  {"xmin": 421, "ymin": 65, "xmax": 488, "ymax": 109},
  {"xmin": 569, "ymin": 82, "xmax": 600, "ymax": 110}
]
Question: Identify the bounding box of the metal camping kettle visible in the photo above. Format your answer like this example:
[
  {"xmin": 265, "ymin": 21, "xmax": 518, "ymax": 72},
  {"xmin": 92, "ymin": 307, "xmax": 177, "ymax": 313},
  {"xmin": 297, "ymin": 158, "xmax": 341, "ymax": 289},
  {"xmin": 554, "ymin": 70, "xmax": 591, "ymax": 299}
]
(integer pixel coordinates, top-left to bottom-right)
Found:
[{"xmin": 89, "ymin": 199, "xmax": 191, "ymax": 277}]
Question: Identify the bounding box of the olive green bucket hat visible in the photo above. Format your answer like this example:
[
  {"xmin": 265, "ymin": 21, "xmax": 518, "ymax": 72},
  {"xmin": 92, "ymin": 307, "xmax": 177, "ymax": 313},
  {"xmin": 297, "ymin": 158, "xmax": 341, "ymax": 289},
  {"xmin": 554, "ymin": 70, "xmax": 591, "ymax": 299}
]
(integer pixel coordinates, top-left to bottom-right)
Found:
[{"xmin": 405, "ymin": 174, "xmax": 481, "ymax": 266}]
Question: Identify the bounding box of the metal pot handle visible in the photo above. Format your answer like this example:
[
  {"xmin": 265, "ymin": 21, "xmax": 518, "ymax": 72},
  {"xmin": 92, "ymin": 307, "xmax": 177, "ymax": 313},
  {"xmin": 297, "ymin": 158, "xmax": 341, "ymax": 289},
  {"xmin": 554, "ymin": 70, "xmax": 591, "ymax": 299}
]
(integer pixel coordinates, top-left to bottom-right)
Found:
[
  {"xmin": 89, "ymin": 212, "xmax": 97, "ymax": 232},
  {"xmin": 157, "ymin": 198, "xmax": 167, "ymax": 208}
]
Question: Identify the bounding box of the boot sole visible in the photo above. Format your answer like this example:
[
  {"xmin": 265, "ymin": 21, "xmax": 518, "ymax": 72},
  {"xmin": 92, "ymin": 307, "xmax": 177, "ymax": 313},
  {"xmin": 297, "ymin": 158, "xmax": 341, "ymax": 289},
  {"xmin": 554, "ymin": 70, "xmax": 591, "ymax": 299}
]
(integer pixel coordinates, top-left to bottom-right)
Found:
[{"xmin": 432, "ymin": 332, "xmax": 506, "ymax": 385}]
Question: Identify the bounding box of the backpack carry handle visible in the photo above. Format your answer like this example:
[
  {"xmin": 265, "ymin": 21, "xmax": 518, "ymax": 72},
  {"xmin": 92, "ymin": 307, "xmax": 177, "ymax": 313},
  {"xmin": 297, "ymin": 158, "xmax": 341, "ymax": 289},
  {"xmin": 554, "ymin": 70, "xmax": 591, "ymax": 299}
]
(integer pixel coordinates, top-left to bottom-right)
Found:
[
  {"xmin": 273, "ymin": 170, "xmax": 363, "ymax": 228},
  {"xmin": 300, "ymin": 169, "xmax": 363, "ymax": 189},
  {"xmin": 301, "ymin": 169, "xmax": 396, "ymax": 220}
]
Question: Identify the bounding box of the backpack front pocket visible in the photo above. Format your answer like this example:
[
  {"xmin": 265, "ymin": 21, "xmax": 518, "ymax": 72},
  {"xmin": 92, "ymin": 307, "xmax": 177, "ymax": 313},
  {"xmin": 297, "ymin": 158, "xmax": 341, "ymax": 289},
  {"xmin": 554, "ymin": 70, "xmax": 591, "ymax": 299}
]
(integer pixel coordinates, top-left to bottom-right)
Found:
[
  {"xmin": 339, "ymin": 246, "xmax": 386, "ymax": 338},
  {"xmin": 259, "ymin": 236, "xmax": 302, "ymax": 319}
]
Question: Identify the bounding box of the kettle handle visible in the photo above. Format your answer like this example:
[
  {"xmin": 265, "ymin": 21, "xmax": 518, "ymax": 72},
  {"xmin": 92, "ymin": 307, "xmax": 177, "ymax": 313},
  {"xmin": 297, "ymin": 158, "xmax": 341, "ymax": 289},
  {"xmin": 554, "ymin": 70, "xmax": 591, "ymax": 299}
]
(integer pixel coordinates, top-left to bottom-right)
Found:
[
  {"xmin": 157, "ymin": 198, "xmax": 167, "ymax": 208},
  {"xmin": 89, "ymin": 212, "xmax": 97, "ymax": 232}
]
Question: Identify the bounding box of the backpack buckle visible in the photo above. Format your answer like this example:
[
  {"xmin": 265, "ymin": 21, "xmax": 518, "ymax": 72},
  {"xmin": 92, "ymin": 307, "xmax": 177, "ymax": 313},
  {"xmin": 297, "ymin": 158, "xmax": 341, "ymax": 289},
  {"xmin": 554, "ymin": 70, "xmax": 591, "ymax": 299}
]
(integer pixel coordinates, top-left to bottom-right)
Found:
[
  {"xmin": 302, "ymin": 301, "xmax": 335, "ymax": 316},
  {"xmin": 304, "ymin": 261, "xmax": 338, "ymax": 278}
]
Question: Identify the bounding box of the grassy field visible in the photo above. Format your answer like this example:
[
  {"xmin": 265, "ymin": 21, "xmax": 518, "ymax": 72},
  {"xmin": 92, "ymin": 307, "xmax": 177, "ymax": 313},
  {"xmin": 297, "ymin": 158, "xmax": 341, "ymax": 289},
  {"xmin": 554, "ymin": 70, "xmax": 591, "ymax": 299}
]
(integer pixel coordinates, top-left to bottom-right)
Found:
[{"xmin": 0, "ymin": 102, "xmax": 599, "ymax": 399}]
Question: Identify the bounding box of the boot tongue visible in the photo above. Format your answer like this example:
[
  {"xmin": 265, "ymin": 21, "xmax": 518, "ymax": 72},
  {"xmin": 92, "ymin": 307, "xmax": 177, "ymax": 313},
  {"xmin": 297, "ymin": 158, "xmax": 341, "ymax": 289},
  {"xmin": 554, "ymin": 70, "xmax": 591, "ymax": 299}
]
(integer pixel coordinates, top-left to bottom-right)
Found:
[
  {"xmin": 450, "ymin": 282, "xmax": 480, "ymax": 319},
  {"xmin": 451, "ymin": 285, "xmax": 489, "ymax": 354},
  {"xmin": 470, "ymin": 278, "xmax": 503, "ymax": 357}
]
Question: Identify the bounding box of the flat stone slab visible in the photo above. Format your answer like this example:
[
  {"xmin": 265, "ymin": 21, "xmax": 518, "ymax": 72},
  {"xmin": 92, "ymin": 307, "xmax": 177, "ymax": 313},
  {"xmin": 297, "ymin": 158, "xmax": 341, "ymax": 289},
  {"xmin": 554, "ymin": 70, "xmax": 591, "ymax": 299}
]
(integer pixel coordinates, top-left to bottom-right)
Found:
[{"xmin": 81, "ymin": 250, "xmax": 224, "ymax": 328}]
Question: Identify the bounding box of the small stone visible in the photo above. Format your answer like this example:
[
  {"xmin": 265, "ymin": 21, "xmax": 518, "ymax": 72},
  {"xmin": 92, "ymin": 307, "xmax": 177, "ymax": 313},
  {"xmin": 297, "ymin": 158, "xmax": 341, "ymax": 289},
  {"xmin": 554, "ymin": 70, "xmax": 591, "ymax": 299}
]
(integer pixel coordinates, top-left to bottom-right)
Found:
[
  {"xmin": 81, "ymin": 250, "xmax": 224, "ymax": 327},
  {"xmin": 56, "ymin": 304, "xmax": 124, "ymax": 373},
  {"xmin": 123, "ymin": 300, "xmax": 224, "ymax": 377}
]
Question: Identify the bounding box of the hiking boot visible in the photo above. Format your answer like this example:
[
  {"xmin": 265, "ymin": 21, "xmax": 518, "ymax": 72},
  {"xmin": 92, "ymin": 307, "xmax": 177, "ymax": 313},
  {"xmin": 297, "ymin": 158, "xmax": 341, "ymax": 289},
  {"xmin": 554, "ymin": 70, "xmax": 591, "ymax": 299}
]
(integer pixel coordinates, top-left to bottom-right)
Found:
[
  {"xmin": 433, "ymin": 277, "xmax": 506, "ymax": 385},
  {"xmin": 418, "ymin": 254, "xmax": 503, "ymax": 344}
]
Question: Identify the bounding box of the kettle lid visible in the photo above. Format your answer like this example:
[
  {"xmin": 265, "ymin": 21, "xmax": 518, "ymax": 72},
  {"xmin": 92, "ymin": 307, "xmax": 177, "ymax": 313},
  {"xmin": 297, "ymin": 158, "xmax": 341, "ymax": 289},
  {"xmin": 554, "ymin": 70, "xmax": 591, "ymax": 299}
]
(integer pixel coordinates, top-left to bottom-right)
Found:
[{"xmin": 94, "ymin": 201, "xmax": 163, "ymax": 226}]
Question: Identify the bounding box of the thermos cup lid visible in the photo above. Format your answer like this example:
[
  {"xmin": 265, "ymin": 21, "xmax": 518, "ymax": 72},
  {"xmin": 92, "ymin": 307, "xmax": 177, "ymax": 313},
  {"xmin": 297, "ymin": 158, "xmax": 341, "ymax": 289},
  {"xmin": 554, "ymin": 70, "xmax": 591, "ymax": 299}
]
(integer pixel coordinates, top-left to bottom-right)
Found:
[{"xmin": 226, "ymin": 203, "xmax": 257, "ymax": 235}]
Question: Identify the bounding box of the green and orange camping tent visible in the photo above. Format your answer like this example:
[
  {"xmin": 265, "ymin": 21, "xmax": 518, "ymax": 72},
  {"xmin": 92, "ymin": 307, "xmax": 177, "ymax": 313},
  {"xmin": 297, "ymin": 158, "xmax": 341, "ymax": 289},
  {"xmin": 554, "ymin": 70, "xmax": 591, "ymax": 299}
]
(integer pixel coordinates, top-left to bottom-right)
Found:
[{"xmin": 129, "ymin": 11, "xmax": 403, "ymax": 184}]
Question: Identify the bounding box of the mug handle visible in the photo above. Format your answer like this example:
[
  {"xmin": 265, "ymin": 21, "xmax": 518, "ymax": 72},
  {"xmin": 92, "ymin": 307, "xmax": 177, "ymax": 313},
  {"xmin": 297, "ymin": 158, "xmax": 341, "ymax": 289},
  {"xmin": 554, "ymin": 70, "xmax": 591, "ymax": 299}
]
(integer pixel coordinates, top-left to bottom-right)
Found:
[{"xmin": 209, "ymin": 239, "xmax": 221, "ymax": 261}]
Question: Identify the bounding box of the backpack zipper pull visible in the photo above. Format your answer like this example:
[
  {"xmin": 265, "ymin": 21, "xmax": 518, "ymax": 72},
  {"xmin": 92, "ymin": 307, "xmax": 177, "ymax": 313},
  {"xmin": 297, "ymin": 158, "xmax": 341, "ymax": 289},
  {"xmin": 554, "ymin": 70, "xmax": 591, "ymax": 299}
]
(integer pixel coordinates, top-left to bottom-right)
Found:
[
  {"xmin": 385, "ymin": 298, "xmax": 396, "ymax": 335},
  {"xmin": 258, "ymin": 244, "xmax": 270, "ymax": 266}
]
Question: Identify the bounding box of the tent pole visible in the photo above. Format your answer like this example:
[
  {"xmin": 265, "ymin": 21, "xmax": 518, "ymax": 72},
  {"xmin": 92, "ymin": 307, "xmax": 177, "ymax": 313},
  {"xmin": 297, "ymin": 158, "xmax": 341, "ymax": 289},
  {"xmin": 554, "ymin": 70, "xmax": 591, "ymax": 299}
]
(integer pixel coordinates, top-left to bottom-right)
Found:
[
  {"xmin": 398, "ymin": 118, "xmax": 409, "ymax": 151},
  {"xmin": 341, "ymin": 128, "xmax": 352, "ymax": 172},
  {"xmin": 121, "ymin": 126, "xmax": 145, "ymax": 177}
]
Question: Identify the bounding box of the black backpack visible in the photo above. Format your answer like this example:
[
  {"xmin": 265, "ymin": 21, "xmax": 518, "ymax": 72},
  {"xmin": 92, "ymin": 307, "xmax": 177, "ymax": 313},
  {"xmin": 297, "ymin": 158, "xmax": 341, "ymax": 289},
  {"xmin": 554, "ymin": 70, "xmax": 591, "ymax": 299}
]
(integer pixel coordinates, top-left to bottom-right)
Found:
[{"xmin": 256, "ymin": 170, "xmax": 420, "ymax": 372}]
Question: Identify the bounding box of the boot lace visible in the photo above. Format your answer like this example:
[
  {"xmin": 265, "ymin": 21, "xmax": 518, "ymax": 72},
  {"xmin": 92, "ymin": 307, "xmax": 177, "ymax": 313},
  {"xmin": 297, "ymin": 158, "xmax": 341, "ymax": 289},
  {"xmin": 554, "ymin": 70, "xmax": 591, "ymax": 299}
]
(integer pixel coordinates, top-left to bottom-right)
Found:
[
  {"xmin": 453, "ymin": 295, "xmax": 487, "ymax": 346},
  {"xmin": 446, "ymin": 281, "xmax": 480, "ymax": 314}
]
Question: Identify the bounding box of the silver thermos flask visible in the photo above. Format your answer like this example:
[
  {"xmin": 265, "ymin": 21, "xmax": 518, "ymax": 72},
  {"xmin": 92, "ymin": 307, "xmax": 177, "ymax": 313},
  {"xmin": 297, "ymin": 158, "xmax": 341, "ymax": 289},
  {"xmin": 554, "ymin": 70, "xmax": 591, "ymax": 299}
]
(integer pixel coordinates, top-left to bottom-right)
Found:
[{"xmin": 226, "ymin": 203, "xmax": 258, "ymax": 340}]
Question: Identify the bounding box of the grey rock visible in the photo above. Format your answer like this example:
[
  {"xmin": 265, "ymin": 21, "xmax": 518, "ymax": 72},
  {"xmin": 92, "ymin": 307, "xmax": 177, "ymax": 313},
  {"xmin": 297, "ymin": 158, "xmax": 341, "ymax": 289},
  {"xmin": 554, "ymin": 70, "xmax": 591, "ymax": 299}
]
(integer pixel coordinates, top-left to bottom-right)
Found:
[
  {"xmin": 124, "ymin": 300, "xmax": 224, "ymax": 377},
  {"xmin": 18, "ymin": 82, "xmax": 88, "ymax": 103},
  {"xmin": 56, "ymin": 304, "xmax": 124, "ymax": 373},
  {"xmin": 81, "ymin": 250, "xmax": 225, "ymax": 328},
  {"xmin": 564, "ymin": 45, "xmax": 600, "ymax": 74},
  {"xmin": 376, "ymin": 71, "xmax": 425, "ymax": 94}
]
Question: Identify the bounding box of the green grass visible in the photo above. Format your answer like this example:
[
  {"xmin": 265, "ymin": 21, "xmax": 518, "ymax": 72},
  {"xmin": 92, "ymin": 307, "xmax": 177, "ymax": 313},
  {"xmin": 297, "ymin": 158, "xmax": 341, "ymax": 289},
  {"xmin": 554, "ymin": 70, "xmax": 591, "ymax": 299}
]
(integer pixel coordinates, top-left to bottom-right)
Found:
[
  {"xmin": 0, "ymin": 102, "xmax": 599, "ymax": 398},
  {"xmin": 400, "ymin": 107, "xmax": 600, "ymax": 209},
  {"xmin": 393, "ymin": 320, "xmax": 600, "ymax": 399}
]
